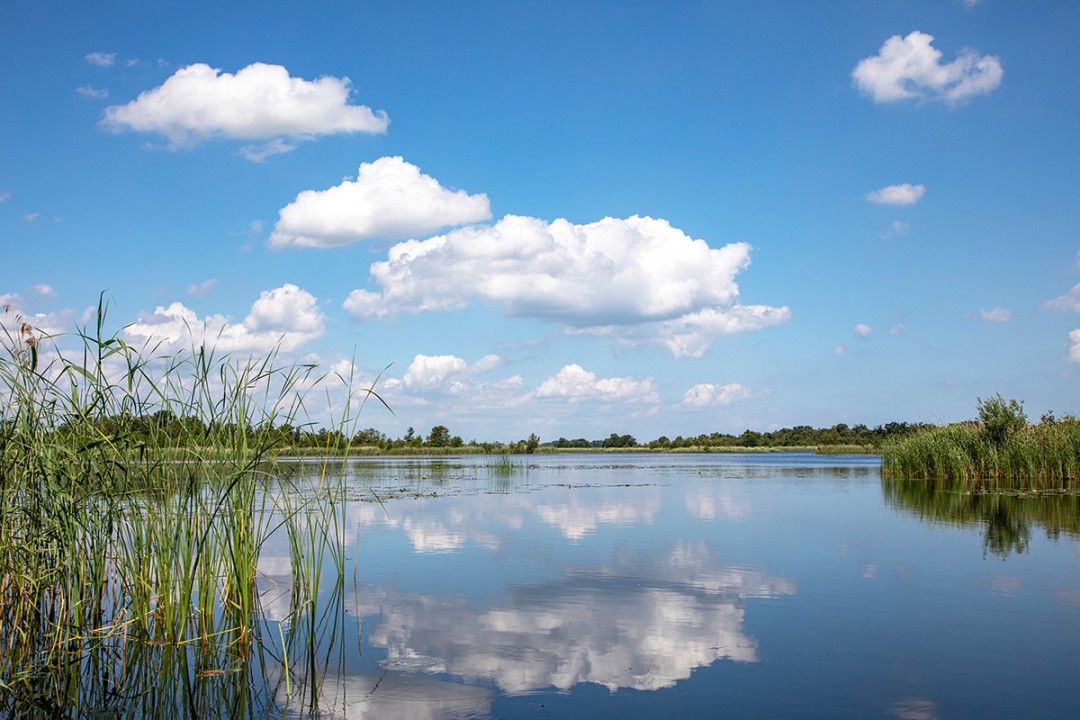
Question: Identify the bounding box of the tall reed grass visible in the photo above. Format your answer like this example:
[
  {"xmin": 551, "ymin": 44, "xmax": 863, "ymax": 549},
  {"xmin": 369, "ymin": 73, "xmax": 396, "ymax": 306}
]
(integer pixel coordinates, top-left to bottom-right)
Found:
[
  {"xmin": 0, "ymin": 300, "xmax": 370, "ymax": 716},
  {"xmin": 881, "ymin": 396, "xmax": 1080, "ymax": 487}
]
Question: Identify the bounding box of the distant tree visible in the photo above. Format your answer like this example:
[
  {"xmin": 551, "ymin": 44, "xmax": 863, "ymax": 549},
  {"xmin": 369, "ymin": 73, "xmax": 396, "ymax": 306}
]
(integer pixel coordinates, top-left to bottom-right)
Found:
[
  {"xmin": 525, "ymin": 433, "xmax": 540, "ymax": 454},
  {"xmin": 404, "ymin": 426, "xmax": 415, "ymax": 442},
  {"xmin": 978, "ymin": 394, "xmax": 1027, "ymax": 447},
  {"xmin": 427, "ymin": 425, "xmax": 452, "ymax": 446}
]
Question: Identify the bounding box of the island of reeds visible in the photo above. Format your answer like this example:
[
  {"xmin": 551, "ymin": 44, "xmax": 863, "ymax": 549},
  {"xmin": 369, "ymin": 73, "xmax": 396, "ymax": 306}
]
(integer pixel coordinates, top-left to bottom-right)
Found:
[{"xmin": 881, "ymin": 395, "xmax": 1080, "ymax": 487}]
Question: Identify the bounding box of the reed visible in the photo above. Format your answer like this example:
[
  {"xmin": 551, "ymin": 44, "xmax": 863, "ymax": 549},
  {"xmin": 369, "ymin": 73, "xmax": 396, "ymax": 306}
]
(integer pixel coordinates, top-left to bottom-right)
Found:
[
  {"xmin": 0, "ymin": 299, "xmax": 367, "ymax": 715},
  {"xmin": 881, "ymin": 396, "xmax": 1080, "ymax": 487}
]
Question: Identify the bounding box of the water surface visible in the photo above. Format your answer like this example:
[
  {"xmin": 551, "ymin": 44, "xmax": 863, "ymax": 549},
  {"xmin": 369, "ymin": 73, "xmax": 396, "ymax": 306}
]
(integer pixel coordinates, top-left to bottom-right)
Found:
[{"xmin": 263, "ymin": 452, "xmax": 1080, "ymax": 719}]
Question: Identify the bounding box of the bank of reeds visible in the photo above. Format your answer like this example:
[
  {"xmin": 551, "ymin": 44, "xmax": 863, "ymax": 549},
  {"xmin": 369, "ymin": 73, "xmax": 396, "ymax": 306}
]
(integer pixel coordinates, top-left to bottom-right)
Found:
[
  {"xmin": 881, "ymin": 396, "xmax": 1080, "ymax": 487},
  {"xmin": 0, "ymin": 302, "xmax": 366, "ymax": 715}
]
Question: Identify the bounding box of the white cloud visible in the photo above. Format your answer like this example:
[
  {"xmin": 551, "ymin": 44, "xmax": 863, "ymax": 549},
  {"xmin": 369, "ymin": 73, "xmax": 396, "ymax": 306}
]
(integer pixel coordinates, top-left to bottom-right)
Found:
[
  {"xmin": 680, "ymin": 382, "xmax": 752, "ymax": 408},
  {"xmin": 1069, "ymin": 330, "xmax": 1080, "ymax": 364},
  {"xmin": 185, "ymin": 278, "xmax": 218, "ymax": 298},
  {"xmin": 344, "ymin": 214, "xmax": 789, "ymax": 357},
  {"xmin": 536, "ymin": 364, "xmax": 660, "ymax": 404},
  {"xmin": 32, "ymin": 284, "xmax": 55, "ymax": 298},
  {"xmin": 1044, "ymin": 282, "xmax": 1080, "ymax": 312},
  {"xmin": 854, "ymin": 323, "xmax": 873, "ymax": 337},
  {"xmin": 238, "ymin": 137, "xmax": 297, "ymax": 162},
  {"xmin": 979, "ymin": 307, "xmax": 1010, "ymax": 323},
  {"xmin": 124, "ymin": 283, "xmax": 324, "ymax": 352},
  {"xmin": 890, "ymin": 323, "xmax": 906, "ymax": 336},
  {"xmin": 853, "ymin": 31, "xmax": 1003, "ymax": 104},
  {"xmin": 75, "ymin": 85, "xmax": 109, "ymax": 99},
  {"xmin": 0, "ymin": 294, "xmax": 76, "ymax": 337},
  {"xmin": 102, "ymin": 62, "xmax": 388, "ymax": 155},
  {"xmin": 249, "ymin": 219, "xmax": 264, "ymax": 234},
  {"xmin": 269, "ymin": 157, "xmax": 491, "ymax": 248},
  {"xmin": 0, "ymin": 192, "xmax": 9, "ymax": 203},
  {"xmin": 834, "ymin": 343, "xmax": 847, "ymax": 355},
  {"xmin": 867, "ymin": 183, "xmax": 926, "ymax": 206},
  {"xmin": 85, "ymin": 51, "xmax": 116, "ymax": 67},
  {"xmin": 962, "ymin": 0, "xmax": 981, "ymax": 8},
  {"xmin": 23, "ymin": 212, "xmax": 39, "ymax": 222},
  {"xmin": 882, "ymin": 219, "xmax": 909, "ymax": 240}
]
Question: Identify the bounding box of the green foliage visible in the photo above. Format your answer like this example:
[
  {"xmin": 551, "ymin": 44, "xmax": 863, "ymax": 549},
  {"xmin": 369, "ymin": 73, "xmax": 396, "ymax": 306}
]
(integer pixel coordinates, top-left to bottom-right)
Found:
[
  {"xmin": 882, "ymin": 396, "xmax": 1080, "ymax": 486},
  {"xmin": 977, "ymin": 394, "xmax": 1027, "ymax": 447},
  {"xmin": 426, "ymin": 424, "xmax": 452, "ymax": 447}
]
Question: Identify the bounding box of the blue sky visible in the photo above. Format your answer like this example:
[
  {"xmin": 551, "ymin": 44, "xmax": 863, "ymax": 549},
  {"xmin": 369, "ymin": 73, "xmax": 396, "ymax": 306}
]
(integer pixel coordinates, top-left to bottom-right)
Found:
[{"xmin": 2, "ymin": 0, "xmax": 1078, "ymax": 440}]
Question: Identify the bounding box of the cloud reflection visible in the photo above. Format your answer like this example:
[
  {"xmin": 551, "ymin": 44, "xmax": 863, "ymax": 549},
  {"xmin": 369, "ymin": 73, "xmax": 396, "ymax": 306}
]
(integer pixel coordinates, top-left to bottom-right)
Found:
[{"xmin": 361, "ymin": 542, "xmax": 794, "ymax": 694}]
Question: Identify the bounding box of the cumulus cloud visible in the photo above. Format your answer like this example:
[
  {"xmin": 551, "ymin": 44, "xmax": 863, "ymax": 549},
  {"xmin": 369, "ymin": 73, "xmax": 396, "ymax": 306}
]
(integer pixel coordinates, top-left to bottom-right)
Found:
[
  {"xmin": 124, "ymin": 283, "xmax": 324, "ymax": 352},
  {"xmin": 854, "ymin": 323, "xmax": 873, "ymax": 337},
  {"xmin": 867, "ymin": 183, "xmax": 926, "ymax": 205},
  {"xmin": 535, "ymin": 364, "xmax": 660, "ymax": 404},
  {"xmin": 979, "ymin": 307, "xmax": 1010, "ymax": 323},
  {"xmin": 75, "ymin": 85, "xmax": 109, "ymax": 99},
  {"xmin": 85, "ymin": 51, "xmax": 116, "ymax": 67},
  {"xmin": 853, "ymin": 31, "xmax": 1003, "ymax": 104},
  {"xmin": 396, "ymin": 353, "xmax": 501, "ymax": 390},
  {"xmin": 1044, "ymin": 282, "xmax": 1080, "ymax": 312},
  {"xmin": 344, "ymin": 214, "xmax": 789, "ymax": 357},
  {"xmin": 32, "ymin": 284, "xmax": 55, "ymax": 298},
  {"xmin": 101, "ymin": 62, "xmax": 388, "ymax": 155},
  {"xmin": 680, "ymin": 382, "xmax": 752, "ymax": 408},
  {"xmin": 0, "ymin": 294, "xmax": 77, "ymax": 337},
  {"xmin": 269, "ymin": 157, "xmax": 491, "ymax": 248},
  {"xmin": 185, "ymin": 278, "xmax": 218, "ymax": 298},
  {"xmin": 1069, "ymin": 330, "xmax": 1080, "ymax": 364}
]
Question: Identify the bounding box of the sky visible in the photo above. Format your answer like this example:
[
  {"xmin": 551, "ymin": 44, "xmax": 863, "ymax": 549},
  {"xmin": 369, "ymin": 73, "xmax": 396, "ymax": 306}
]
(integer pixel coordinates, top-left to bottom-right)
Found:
[{"xmin": 1, "ymin": 0, "xmax": 1079, "ymax": 441}]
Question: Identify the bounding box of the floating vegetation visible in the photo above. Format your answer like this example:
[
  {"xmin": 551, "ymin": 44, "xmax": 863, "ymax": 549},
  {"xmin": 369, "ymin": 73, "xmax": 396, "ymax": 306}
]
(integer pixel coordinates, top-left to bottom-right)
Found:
[{"xmin": 882, "ymin": 396, "xmax": 1080, "ymax": 487}]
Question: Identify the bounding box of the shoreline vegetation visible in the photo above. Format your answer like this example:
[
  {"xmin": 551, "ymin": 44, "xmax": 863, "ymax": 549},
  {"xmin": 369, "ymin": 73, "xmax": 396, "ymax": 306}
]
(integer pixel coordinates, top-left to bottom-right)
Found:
[{"xmin": 882, "ymin": 396, "xmax": 1080, "ymax": 486}]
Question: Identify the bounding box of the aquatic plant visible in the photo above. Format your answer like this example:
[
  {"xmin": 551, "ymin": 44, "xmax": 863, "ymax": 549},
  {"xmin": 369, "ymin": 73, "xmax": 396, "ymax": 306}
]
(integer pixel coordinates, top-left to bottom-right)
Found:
[
  {"xmin": 881, "ymin": 397, "xmax": 1080, "ymax": 486},
  {"xmin": 0, "ymin": 299, "xmax": 370, "ymax": 715}
]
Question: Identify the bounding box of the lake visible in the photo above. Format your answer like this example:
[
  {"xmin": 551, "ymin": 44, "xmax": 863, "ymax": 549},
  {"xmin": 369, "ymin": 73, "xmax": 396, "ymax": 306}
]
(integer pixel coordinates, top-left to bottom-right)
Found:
[{"xmin": 255, "ymin": 452, "xmax": 1080, "ymax": 719}]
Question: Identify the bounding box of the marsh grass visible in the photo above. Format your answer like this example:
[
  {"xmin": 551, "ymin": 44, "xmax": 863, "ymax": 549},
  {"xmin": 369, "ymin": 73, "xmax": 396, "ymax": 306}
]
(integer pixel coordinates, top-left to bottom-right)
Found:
[
  {"xmin": 882, "ymin": 397, "xmax": 1080, "ymax": 488},
  {"xmin": 0, "ymin": 300, "xmax": 375, "ymax": 716}
]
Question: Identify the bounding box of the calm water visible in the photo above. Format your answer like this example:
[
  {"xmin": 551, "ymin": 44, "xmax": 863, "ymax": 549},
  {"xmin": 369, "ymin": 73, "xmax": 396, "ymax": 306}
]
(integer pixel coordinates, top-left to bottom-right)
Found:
[{"xmin": 261, "ymin": 453, "xmax": 1080, "ymax": 719}]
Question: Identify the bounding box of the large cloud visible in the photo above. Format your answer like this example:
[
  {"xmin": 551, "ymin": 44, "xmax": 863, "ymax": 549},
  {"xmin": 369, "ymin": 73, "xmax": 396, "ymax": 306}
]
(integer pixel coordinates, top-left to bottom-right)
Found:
[
  {"xmin": 680, "ymin": 382, "xmax": 751, "ymax": 409},
  {"xmin": 853, "ymin": 31, "xmax": 1003, "ymax": 104},
  {"xmin": 269, "ymin": 157, "xmax": 492, "ymax": 248},
  {"xmin": 344, "ymin": 214, "xmax": 789, "ymax": 357},
  {"xmin": 124, "ymin": 283, "xmax": 324, "ymax": 353},
  {"xmin": 102, "ymin": 63, "xmax": 388, "ymax": 156}
]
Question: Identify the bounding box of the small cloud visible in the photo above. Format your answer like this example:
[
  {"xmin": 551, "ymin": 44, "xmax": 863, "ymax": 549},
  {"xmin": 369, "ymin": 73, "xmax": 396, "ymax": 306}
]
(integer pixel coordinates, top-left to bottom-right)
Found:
[
  {"xmin": 0, "ymin": 191, "xmax": 9, "ymax": 203},
  {"xmin": 882, "ymin": 219, "xmax": 909, "ymax": 240},
  {"xmin": 23, "ymin": 212, "xmax": 39, "ymax": 222},
  {"xmin": 186, "ymin": 278, "xmax": 219, "ymax": 298},
  {"xmin": 979, "ymin": 307, "xmax": 1011, "ymax": 323},
  {"xmin": 33, "ymin": 284, "xmax": 55, "ymax": 298},
  {"xmin": 890, "ymin": 323, "xmax": 906, "ymax": 336},
  {"xmin": 85, "ymin": 51, "xmax": 117, "ymax": 67},
  {"xmin": 867, "ymin": 184, "xmax": 925, "ymax": 206},
  {"xmin": 125, "ymin": 58, "xmax": 139, "ymax": 67},
  {"xmin": 834, "ymin": 343, "xmax": 847, "ymax": 355},
  {"xmin": 680, "ymin": 382, "xmax": 752, "ymax": 408},
  {"xmin": 76, "ymin": 85, "xmax": 109, "ymax": 99},
  {"xmin": 238, "ymin": 138, "xmax": 298, "ymax": 162},
  {"xmin": 1069, "ymin": 330, "xmax": 1080, "ymax": 364},
  {"xmin": 1044, "ymin": 282, "xmax": 1080, "ymax": 313},
  {"xmin": 961, "ymin": 0, "xmax": 981, "ymax": 8},
  {"xmin": 249, "ymin": 219, "xmax": 264, "ymax": 234},
  {"xmin": 854, "ymin": 323, "xmax": 873, "ymax": 338},
  {"xmin": 853, "ymin": 31, "xmax": 1003, "ymax": 104}
]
